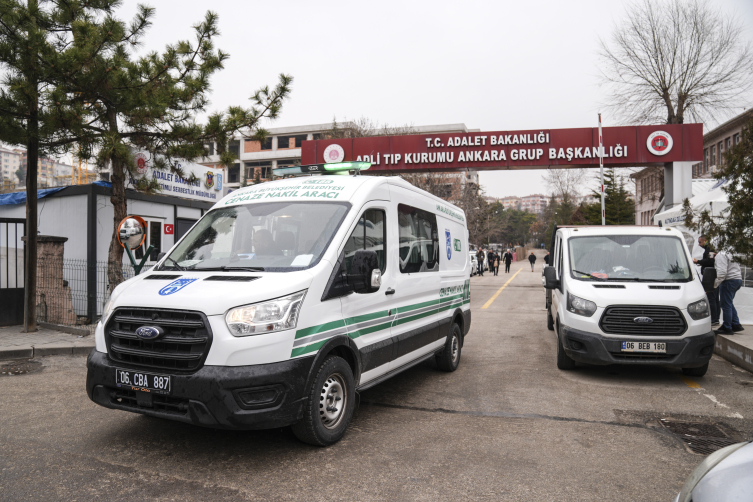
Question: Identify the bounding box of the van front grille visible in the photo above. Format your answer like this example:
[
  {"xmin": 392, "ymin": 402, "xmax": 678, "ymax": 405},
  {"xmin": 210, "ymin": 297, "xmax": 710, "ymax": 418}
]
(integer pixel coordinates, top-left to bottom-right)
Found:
[
  {"xmin": 105, "ymin": 308, "xmax": 212, "ymax": 372},
  {"xmin": 599, "ymin": 305, "xmax": 687, "ymax": 336}
]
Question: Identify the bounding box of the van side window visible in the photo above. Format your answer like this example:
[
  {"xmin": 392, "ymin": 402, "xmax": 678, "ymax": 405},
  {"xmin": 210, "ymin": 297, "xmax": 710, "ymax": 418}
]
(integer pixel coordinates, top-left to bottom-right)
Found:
[
  {"xmin": 397, "ymin": 204, "xmax": 439, "ymax": 274},
  {"xmin": 343, "ymin": 209, "xmax": 386, "ymax": 274}
]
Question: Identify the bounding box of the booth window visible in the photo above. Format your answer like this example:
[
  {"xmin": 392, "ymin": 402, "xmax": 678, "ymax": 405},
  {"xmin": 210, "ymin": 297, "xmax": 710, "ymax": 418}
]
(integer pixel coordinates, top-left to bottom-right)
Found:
[
  {"xmin": 343, "ymin": 209, "xmax": 386, "ymax": 274},
  {"xmin": 397, "ymin": 204, "xmax": 438, "ymax": 274}
]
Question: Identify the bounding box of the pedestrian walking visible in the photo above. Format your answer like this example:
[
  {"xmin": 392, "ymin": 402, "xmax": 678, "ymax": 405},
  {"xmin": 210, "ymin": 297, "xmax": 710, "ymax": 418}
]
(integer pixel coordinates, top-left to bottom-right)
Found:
[
  {"xmin": 493, "ymin": 252, "xmax": 500, "ymax": 276},
  {"xmin": 476, "ymin": 248, "xmax": 485, "ymax": 277},
  {"xmin": 714, "ymin": 250, "xmax": 744, "ymax": 335},
  {"xmin": 543, "ymin": 251, "xmax": 550, "ymax": 266},
  {"xmin": 528, "ymin": 251, "xmax": 536, "ymax": 272},
  {"xmin": 503, "ymin": 249, "xmax": 513, "ymax": 273},
  {"xmin": 693, "ymin": 235, "xmax": 720, "ymax": 326}
]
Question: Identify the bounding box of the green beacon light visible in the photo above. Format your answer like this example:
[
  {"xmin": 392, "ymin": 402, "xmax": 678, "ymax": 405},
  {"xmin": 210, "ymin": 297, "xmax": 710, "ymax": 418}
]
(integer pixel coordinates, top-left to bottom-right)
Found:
[{"xmin": 273, "ymin": 161, "xmax": 371, "ymax": 177}]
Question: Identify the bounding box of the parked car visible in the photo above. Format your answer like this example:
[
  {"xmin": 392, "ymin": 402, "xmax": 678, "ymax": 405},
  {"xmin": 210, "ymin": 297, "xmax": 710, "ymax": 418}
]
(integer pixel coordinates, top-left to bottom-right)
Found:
[
  {"xmin": 543, "ymin": 225, "xmax": 714, "ymax": 375},
  {"xmin": 469, "ymin": 252, "xmax": 478, "ymax": 275},
  {"xmin": 673, "ymin": 441, "xmax": 753, "ymax": 501},
  {"xmin": 87, "ymin": 167, "xmax": 472, "ymax": 446}
]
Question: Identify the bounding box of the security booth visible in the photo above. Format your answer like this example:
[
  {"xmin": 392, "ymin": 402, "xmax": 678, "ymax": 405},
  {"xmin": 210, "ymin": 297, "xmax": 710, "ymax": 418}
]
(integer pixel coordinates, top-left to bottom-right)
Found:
[{"xmin": 0, "ymin": 181, "xmax": 215, "ymax": 327}]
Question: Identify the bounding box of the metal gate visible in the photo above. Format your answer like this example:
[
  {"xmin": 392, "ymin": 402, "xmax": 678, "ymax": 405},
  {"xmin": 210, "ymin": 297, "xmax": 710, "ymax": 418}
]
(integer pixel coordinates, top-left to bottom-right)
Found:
[{"xmin": 0, "ymin": 218, "xmax": 25, "ymax": 326}]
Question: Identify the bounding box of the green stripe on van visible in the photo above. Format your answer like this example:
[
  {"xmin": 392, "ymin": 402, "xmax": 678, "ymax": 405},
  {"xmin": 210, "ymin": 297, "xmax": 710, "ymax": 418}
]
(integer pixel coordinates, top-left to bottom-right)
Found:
[
  {"xmin": 395, "ymin": 299, "xmax": 439, "ymax": 314},
  {"xmin": 291, "ymin": 338, "xmax": 329, "ymax": 357},
  {"xmin": 344, "ymin": 310, "xmax": 389, "ymax": 325},
  {"xmin": 294, "ymin": 319, "xmax": 345, "ymax": 339},
  {"xmin": 348, "ymin": 320, "xmax": 393, "ymax": 340}
]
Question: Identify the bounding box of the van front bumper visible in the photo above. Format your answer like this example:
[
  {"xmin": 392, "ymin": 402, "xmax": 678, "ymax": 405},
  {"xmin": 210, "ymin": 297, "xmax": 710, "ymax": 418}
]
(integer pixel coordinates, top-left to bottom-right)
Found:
[
  {"xmin": 86, "ymin": 350, "xmax": 314, "ymax": 430},
  {"xmin": 560, "ymin": 325, "xmax": 715, "ymax": 368}
]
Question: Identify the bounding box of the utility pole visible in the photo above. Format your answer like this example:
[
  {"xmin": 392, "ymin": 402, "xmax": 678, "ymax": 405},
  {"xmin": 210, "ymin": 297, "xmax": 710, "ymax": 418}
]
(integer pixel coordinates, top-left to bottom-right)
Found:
[
  {"xmin": 23, "ymin": 0, "xmax": 39, "ymax": 332},
  {"xmin": 598, "ymin": 113, "xmax": 605, "ymax": 226}
]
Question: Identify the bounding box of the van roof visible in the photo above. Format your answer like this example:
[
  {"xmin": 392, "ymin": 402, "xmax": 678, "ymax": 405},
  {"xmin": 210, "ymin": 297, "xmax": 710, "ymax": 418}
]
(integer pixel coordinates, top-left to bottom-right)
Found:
[
  {"xmin": 214, "ymin": 175, "xmax": 466, "ymax": 218},
  {"xmin": 557, "ymin": 225, "xmax": 683, "ymax": 238}
]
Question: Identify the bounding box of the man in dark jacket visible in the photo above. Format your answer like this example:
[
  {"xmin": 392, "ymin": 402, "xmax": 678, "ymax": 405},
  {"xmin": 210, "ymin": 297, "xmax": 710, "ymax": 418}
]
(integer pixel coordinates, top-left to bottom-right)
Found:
[
  {"xmin": 693, "ymin": 235, "xmax": 720, "ymax": 326},
  {"xmin": 543, "ymin": 251, "xmax": 550, "ymax": 266},
  {"xmin": 503, "ymin": 249, "xmax": 513, "ymax": 273},
  {"xmin": 476, "ymin": 248, "xmax": 485, "ymax": 276},
  {"xmin": 528, "ymin": 251, "xmax": 537, "ymax": 272}
]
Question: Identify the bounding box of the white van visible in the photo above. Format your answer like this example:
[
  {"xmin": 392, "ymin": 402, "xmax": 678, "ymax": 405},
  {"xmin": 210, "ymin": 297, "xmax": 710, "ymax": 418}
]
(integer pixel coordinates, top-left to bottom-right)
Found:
[
  {"xmin": 543, "ymin": 225, "xmax": 714, "ymax": 376},
  {"xmin": 87, "ymin": 168, "xmax": 471, "ymax": 445}
]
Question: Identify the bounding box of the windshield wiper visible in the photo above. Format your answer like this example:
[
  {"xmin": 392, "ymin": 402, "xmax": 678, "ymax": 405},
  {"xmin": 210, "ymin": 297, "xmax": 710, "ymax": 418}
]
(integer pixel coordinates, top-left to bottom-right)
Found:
[
  {"xmin": 572, "ymin": 270, "xmax": 607, "ymax": 281},
  {"xmin": 161, "ymin": 257, "xmax": 185, "ymax": 271},
  {"xmin": 193, "ymin": 266, "xmax": 265, "ymax": 272}
]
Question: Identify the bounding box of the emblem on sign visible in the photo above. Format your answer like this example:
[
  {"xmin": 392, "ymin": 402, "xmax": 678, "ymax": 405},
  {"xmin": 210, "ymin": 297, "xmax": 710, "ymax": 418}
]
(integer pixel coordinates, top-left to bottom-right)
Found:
[
  {"xmin": 135, "ymin": 152, "xmax": 149, "ymax": 175},
  {"xmin": 158, "ymin": 278, "xmax": 198, "ymax": 296},
  {"xmin": 204, "ymin": 172, "xmax": 215, "ymax": 189},
  {"xmin": 454, "ymin": 238, "xmax": 462, "ymax": 252},
  {"xmin": 633, "ymin": 317, "xmax": 654, "ymax": 324},
  {"xmin": 646, "ymin": 131, "xmax": 673, "ymax": 156},
  {"xmin": 214, "ymin": 173, "xmax": 222, "ymax": 191},
  {"xmin": 445, "ymin": 230, "xmax": 452, "ymax": 260},
  {"xmin": 323, "ymin": 144, "xmax": 345, "ymax": 163},
  {"xmin": 135, "ymin": 326, "xmax": 164, "ymax": 340}
]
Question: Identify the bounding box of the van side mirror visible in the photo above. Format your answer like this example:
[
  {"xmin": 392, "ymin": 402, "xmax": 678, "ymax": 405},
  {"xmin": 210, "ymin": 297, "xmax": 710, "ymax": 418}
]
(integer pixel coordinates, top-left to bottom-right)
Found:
[
  {"xmin": 543, "ymin": 266, "xmax": 559, "ymax": 290},
  {"xmin": 351, "ymin": 250, "xmax": 380, "ymax": 294}
]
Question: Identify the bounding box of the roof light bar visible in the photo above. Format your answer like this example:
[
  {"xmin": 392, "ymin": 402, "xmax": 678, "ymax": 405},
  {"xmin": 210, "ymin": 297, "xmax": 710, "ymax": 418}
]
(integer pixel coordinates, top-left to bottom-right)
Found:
[{"xmin": 272, "ymin": 162, "xmax": 371, "ymax": 177}]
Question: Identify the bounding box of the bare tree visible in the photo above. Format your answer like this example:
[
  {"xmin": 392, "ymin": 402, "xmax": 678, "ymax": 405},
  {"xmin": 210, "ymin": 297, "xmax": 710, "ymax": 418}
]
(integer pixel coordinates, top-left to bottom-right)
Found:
[
  {"xmin": 542, "ymin": 168, "xmax": 587, "ymax": 198},
  {"xmin": 599, "ymin": 0, "xmax": 753, "ymax": 125}
]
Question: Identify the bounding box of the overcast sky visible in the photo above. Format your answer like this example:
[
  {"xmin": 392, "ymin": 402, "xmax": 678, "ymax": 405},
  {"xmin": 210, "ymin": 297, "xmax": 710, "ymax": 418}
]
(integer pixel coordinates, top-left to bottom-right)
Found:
[{"xmin": 113, "ymin": 0, "xmax": 753, "ymax": 196}]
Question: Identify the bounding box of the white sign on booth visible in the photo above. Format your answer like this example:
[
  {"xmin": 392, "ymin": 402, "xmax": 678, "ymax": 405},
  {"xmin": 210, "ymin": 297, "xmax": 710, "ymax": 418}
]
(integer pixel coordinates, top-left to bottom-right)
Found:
[{"xmin": 129, "ymin": 152, "xmax": 226, "ymax": 203}]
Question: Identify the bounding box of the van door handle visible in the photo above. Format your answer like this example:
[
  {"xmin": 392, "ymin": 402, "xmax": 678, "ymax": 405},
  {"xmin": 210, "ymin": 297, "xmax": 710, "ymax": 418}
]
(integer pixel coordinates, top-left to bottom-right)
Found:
[{"xmin": 385, "ymin": 288, "xmax": 396, "ymax": 295}]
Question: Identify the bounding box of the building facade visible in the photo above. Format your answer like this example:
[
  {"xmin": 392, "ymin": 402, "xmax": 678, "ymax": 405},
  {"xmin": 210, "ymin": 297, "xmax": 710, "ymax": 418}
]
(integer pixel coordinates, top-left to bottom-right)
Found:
[
  {"xmin": 520, "ymin": 194, "xmax": 548, "ymax": 213},
  {"xmin": 0, "ymin": 147, "xmax": 23, "ymax": 188},
  {"xmin": 499, "ymin": 196, "xmax": 521, "ymax": 210},
  {"xmin": 692, "ymin": 109, "xmax": 751, "ymax": 179}
]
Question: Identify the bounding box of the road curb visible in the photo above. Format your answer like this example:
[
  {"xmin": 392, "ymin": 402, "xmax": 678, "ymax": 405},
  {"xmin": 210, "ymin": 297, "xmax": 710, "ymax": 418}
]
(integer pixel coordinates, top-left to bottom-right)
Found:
[
  {"xmin": 38, "ymin": 322, "xmax": 92, "ymax": 337},
  {"xmin": 714, "ymin": 334, "xmax": 753, "ymax": 373},
  {"xmin": 0, "ymin": 343, "xmax": 95, "ymax": 361}
]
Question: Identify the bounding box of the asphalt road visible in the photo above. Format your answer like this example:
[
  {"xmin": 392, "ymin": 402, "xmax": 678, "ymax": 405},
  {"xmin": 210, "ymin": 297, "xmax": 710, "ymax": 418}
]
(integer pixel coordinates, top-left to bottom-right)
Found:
[{"xmin": 1, "ymin": 258, "xmax": 752, "ymax": 501}]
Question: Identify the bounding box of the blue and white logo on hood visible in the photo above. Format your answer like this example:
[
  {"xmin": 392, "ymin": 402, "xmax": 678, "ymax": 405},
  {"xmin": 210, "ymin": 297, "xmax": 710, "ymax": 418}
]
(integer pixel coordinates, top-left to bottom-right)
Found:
[{"xmin": 159, "ymin": 278, "xmax": 198, "ymax": 296}]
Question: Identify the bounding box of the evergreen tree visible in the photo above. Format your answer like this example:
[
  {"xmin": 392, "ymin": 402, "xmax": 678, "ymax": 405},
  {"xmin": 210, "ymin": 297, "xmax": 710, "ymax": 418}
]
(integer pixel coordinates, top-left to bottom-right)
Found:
[
  {"xmin": 55, "ymin": 7, "xmax": 291, "ymax": 288},
  {"xmin": 683, "ymin": 117, "xmax": 753, "ymax": 267},
  {"xmin": 0, "ymin": 0, "xmax": 121, "ymax": 330},
  {"xmin": 583, "ymin": 169, "xmax": 635, "ymax": 225}
]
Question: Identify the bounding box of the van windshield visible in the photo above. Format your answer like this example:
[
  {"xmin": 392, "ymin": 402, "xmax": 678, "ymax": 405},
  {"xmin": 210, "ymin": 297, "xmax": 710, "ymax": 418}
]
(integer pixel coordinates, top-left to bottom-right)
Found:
[
  {"xmin": 568, "ymin": 235, "xmax": 692, "ymax": 282},
  {"xmin": 161, "ymin": 201, "xmax": 350, "ymax": 272}
]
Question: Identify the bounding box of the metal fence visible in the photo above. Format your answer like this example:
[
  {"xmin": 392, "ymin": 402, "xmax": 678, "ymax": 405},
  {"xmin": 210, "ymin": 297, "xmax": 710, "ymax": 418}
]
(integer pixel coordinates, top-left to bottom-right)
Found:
[{"xmin": 36, "ymin": 259, "xmax": 151, "ymax": 334}]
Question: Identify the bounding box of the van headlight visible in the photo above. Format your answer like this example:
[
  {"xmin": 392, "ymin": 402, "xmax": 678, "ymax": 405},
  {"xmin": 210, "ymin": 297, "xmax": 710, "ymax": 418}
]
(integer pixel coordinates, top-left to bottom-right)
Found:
[
  {"xmin": 687, "ymin": 298, "xmax": 710, "ymax": 320},
  {"xmin": 225, "ymin": 290, "xmax": 306, "ymax": 336},
  {"xmin": 567, "ymin": 293, "xmax": 597, "ymax": 317}
]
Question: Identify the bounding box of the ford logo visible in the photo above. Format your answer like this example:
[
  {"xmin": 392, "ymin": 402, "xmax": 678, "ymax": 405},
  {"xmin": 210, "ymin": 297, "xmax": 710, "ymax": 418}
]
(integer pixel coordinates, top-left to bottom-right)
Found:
[
  {"xmin": 135, "ymin": 326, "xmax": 164, "ymax": 340},
  {"xmin": 633, "ymin": 317, "xmax": 654, "ymax": 324}
]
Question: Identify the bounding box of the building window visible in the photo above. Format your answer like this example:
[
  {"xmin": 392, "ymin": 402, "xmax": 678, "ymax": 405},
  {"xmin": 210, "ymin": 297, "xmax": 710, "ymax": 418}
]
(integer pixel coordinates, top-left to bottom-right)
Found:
[
  {"xmin": 244, "ymin": 161, "xmax": 272, "ymax": 180},
  {"xmin": 261, "ymin": 137, "xmax": 273, "ymax": 151},
  {"xmin": 710, "ymin": 145, "xmax": 716, "ymax": 166},
  {"xmin": 733, "ymin": 133, "xmax": 740, "ymax": 145},
  {"xmin": 228, "ymin": 164, "xmax": 240, "ymax": 183},
  {"xmin": 718, "ymin": 141, "xmax": 723, "ymax": 165},
  {"xmin": 228, "ymin": 140, "xmax": 240, "ymax": 157}
]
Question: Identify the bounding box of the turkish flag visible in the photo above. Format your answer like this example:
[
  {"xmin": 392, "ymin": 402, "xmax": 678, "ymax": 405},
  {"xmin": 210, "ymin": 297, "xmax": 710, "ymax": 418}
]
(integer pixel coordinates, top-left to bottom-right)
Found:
[{"xmin": 164, "ymin": 224, "xmax": 174, "ymax": 235}]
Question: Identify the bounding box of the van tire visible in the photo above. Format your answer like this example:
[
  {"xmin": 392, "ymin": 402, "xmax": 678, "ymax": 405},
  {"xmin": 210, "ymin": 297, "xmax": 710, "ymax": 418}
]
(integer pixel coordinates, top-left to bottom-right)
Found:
[
  {"xmin": 546, "ymin": 309, "xmax": 554, "ymax": 331},
  {"xmin": 436, "ymin": 323, "xmax": 462, "ymax": 372},
  {"xmin": 556, "ymin": 325, "xmax": 576, "ymax": 370},
  {"xmin": 292, "ymin": 356, "xmax": 355, "ymax": 446},
  {"xmin": 682, "ymin": 363, "xmax": 709, "ymax": 377}
]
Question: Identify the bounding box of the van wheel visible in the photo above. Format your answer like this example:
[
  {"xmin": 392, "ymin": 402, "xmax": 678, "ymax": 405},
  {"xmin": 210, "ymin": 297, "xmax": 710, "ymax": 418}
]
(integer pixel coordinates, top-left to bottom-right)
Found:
[
  {"xmin": 682, "ymin": 363, "xmax": 709, "ymax": 377},
  {"xmin": 546, "ymin": 309, "xmax": 554, "ymax": 331},
  {"xmin": 292, "ymin": 356, "xmax": 355, "ymax": 446},
  {"xmin": 556, "ymin": 325, "xmax": 576, "ymax": 370},
  {"xmin": 436, "ymin": 323, "xmax": 462, "ymax": 372}
]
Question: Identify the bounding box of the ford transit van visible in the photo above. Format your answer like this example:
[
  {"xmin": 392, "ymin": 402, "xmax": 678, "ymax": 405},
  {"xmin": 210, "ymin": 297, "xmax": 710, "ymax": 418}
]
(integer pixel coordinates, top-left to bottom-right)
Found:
[
  {"xmin": 87, "ymin": 169, "xmax": 471, "ymax": 445},
  {"xmin": 543, "ymin": 226, "xmax": 714, "ymax": 376}
]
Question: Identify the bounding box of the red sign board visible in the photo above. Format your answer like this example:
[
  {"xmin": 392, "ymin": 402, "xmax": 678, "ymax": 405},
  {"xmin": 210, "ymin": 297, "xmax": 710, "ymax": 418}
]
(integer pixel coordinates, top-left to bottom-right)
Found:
[
  {"xmin": 301, "ymin": 124, "xmax": 702, "ymax": 173},
  {"xmin": 164, "ymin": 224, "xmax": 174, "ymax": 235}
]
